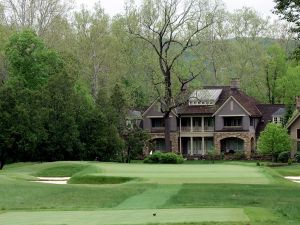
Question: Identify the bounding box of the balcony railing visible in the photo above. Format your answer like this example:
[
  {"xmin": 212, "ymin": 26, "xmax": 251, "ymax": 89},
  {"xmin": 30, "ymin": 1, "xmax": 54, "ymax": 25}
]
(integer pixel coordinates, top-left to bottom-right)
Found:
[{"xmin": 180, "ymin": 126, "xmax": 214, "ymax": 132}]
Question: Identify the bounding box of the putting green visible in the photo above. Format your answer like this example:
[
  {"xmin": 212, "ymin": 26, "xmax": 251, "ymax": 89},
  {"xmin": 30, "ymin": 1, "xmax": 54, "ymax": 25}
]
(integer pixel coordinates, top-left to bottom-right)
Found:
[
  {"xmin": 95, "ymin": 163, "xmax": 270, "ymax": 184},
  {"xmin": 0, "ymin": 208, "xmax": 249, "ymax": 225}
]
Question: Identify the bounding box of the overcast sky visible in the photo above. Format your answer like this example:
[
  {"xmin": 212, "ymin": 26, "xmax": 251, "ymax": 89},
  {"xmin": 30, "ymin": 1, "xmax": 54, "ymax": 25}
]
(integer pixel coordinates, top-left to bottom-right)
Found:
[{"xmin": 75, "ymin": 0, "xmax": 278, "ymax": 19}]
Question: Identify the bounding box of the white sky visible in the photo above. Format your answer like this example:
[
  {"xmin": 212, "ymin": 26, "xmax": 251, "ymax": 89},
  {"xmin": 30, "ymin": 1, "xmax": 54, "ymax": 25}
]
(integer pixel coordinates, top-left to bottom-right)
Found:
[{"xmin": 74, "ymin": 0, "xmax": 278, "ymax": 19}]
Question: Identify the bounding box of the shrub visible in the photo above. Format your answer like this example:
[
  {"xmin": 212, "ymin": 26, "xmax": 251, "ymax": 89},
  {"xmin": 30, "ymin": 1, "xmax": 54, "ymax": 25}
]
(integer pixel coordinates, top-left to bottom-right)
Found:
[
  {"xmin": 160, "ymin": 153, "xmax": 184, "ymax": 164},
  {"xmin": 288, "ymin": 158, "xmax": 293, "ymax": 165},
  {"xmin": 278, "ymin": 151, "xmax": 291, "ymax": 163},
  {"xmin": 295, "ymin": 153, "xmax": 300, "ymax": 163},
  {"xmin": 144, "ymin": 152, "xmax": 183, "ymax": 164},
  {"xmin": 232, "ymin": 152, "xmax": 246, "ymax": 160}
]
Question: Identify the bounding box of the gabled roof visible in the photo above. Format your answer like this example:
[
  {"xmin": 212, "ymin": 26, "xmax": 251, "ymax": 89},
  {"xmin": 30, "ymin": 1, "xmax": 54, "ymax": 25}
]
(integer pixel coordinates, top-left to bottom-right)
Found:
[
  {"xmin": 212, "ymin": 96, "xmax": 251, "ymax": 116},
  {"xmin": 272, "ymin": 108, "xmax": 286, "ymax": 117},
  {"xmin": 286, "ymin": 110, "xmax": 300, "ymax": 128},
  {"xmin": 256, "ymin": 104, "xmax": 286, "ymax": 134},
  {"xmin": 178, "ymin": 86, "xmax": 262, "ymax": 116},
  {"xmin": 142, "ymin": 98, "xmax": 178, "ymax": 117}
]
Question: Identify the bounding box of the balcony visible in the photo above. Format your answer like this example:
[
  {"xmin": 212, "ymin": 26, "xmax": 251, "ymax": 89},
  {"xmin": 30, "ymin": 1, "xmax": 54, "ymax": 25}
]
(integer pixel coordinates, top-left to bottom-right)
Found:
[{"xmin": 180, "ymin": 117, "xmax": 214, "ymax": 132}]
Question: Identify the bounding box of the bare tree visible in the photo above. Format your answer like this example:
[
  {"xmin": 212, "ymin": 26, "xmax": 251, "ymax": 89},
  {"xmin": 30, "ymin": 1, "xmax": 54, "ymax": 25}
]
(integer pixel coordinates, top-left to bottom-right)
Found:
[
  {"xmin": 1, "ymin": 0, "xmax": 73, "ymax": 35},
  {"xmin": 126, "ymin": 0, "xmax": 219, "ymax": 152}
]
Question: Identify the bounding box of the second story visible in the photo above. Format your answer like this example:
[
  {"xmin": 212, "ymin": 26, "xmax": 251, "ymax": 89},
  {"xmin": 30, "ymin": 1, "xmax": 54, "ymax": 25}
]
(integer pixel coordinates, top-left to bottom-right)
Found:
[
  {"xmin": 177, "ymin": 80, "xmax": 263, "ymax": 134},
  {"xmin": 142, "ymin": 79, "xmax": 286, "ymax": 135}
]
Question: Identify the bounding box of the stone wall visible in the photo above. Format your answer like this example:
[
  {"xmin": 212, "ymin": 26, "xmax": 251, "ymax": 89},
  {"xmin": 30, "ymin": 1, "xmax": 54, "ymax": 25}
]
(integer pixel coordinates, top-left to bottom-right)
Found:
[
  {"xmin": 146, "ymin": 132, "xmax": 179, "ymax": 154},
  {"xmin": 214, "ymin": 132, "xmax": 256, "ymax": 159}
]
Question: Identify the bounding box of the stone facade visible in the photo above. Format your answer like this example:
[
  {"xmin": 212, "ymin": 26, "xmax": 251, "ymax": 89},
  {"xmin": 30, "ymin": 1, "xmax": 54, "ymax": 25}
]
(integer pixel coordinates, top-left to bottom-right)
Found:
[
  {"xmin": 214, "ymin": 132, "xmax": 256, "ymax": 159},
  {"xmin": 148, "ymin": 132, "xmax": 179, "ymax": 154}
]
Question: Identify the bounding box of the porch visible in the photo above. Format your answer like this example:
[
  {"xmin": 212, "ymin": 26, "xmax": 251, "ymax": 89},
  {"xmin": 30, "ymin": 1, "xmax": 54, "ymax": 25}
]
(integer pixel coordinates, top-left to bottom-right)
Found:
[
  {"xmin": 180, "ymin": 137, "xmax": 214, "ymax": 156},
  {"xmin": 180, "ymin": 117, "xmax": 214, "ymax": 132}
]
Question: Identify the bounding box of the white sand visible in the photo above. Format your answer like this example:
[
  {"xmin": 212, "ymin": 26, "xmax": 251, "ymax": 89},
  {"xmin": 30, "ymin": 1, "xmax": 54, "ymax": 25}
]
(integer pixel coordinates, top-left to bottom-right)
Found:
[
  {"xmin": 284, "ymin": 176, "xmax": 300, "ymax": 180},
  {"xmin": 284, "ymin": 176, "xmax": 300, "ymax": 183},
  {"xmin": 32, "ymin": 177, "xmax": 70, "ymax": 185}
]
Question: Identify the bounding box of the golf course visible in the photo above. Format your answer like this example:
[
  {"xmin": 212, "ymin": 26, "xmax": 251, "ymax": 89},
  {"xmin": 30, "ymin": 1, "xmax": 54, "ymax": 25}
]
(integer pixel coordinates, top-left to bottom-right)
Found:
[{"xmin": 0, "ymin": 161, "xmax": 300, "ymax": 225}]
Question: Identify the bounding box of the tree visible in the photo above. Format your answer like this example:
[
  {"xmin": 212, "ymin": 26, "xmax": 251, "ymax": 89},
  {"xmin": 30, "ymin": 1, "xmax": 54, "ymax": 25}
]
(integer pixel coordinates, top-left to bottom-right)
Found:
[
  {"xmin": 1, "ymin": 0, "xmax": 73, "ymax": 35},
  {"xmin": 262, "ymin": 44, "xmax": 287, "ymax": 104},
  {"xmin": 257, "ymin": 123, "xmax": 292, "ymax": 161},
  {"xmin": 274, "ymin": 0, "xmax": 300, "ymax": 59},
  {"xmin": 73, "ymin": 4, "xmax": 111, "ymax": 98},
  {"xmin": 5, "ymin": 29, "xmax": 62, "ymax": 90},
  {"xmin": 126, "ymin": 0, "xmax": 219, "ymax": 151},
  {"xmin": 124, "ymin": 127, "xmax": 149, "ymax": 163}
]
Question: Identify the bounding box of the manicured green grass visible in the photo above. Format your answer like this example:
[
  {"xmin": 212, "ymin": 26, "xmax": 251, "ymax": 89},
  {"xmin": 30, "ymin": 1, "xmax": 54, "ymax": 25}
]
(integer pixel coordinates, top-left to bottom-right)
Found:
[
  {"xmin": 0, "ymin": 161, "xmax": 300, "ymax": 225},
  {"xmin": 92, "ymin": 162, "xmax": 270, "ymax": 184},
  {"xmin": 272, "ymin": 164, "xmax": 300, "ymax": 176},
  {"xmin": 0, "ymin": 208, "xmax": 249, "ymax": 225}
]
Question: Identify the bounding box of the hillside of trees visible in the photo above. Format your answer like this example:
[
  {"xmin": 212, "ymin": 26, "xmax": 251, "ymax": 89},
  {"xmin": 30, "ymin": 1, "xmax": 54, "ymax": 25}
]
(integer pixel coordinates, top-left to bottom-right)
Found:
[{"xmin": 0, "ymin": 0, "xmax": 299, "ymax": 165}]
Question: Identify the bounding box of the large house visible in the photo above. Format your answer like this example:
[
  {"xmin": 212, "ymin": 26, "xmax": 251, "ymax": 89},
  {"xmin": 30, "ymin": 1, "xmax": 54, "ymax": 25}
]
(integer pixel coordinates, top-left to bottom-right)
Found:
[
  {"xmin": 142, "ymin": 80, "xmax": 286, "ymax": 158},
  {"xmin": 286, "ymin": 97, "xmax": 300, "ymax": 154}
]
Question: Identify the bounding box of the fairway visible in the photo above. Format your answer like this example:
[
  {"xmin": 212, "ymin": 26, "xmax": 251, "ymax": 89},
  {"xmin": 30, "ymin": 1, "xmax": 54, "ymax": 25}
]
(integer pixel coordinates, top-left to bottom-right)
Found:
[{"xmin": 0, "ymin": 208, "xmax": 249, "ymax": 225}]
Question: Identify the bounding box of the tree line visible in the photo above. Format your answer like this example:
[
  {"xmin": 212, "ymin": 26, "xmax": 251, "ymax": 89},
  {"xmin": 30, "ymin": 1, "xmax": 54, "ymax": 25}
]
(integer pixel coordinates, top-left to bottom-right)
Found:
[{"xmin": 0, "ymin": 0, "xmax": 299, "ymax": 162}]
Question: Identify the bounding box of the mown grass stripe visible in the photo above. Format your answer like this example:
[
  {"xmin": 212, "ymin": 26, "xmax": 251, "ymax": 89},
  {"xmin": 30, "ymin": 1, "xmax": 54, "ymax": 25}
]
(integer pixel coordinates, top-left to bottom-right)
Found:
[
  {"xmin": 0, "ymin": 208, "xmax": 249, "ymax": 225},
  {"xmin": 116, "ymin": 184, "xmax": 182, "ymax": 209}
]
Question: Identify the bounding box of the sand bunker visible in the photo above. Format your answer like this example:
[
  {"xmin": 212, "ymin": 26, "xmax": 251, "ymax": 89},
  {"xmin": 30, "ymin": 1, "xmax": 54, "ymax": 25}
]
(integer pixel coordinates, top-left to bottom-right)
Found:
[
  {"xmin": 32, "ymin": 177, "xmax": 70, "ymax": 185},
  {"xmin": 284, "ymin": 176, "xmax": 300, "ymax": 183}
]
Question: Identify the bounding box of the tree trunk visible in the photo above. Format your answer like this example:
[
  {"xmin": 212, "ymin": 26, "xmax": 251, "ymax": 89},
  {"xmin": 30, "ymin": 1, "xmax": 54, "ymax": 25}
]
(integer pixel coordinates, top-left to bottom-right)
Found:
[
  {"xmin": 0, "ymin": 158, "xmax": 4, "ymax": 170},
  {"xmin": 164, "ymin": 114, "xmax": 171, "ymax": 152}
]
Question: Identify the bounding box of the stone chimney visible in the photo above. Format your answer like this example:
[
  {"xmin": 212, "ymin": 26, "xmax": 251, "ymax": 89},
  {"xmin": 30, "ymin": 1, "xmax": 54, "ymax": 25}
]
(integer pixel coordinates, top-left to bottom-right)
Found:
[
  {"xmin": 297, "ymin": 96, "xmax": 300, "ymax": 110},
  {"xmin": 230, "ymin": 78, "xmax": 240, "ymax": 90}
]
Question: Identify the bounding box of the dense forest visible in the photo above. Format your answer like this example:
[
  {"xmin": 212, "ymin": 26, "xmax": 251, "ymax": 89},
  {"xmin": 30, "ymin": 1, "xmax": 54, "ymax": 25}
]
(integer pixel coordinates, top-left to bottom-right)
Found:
[{"xmin": 0, "ymin": 0, "xmax": 299, "ymax": 166}]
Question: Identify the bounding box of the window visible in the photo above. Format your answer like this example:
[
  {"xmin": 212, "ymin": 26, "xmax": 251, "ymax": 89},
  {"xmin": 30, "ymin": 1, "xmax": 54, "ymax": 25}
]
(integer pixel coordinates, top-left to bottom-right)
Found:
[
  {"xmin": 273, "ymin": 116, "xmax": 284, "ymax": 124},
  {"xmin": 193, "ymin": 117, "xmax": 202, "ymax": 127},
  {"xmin": 297, "ymin": 129, "xmax": 300, "ymax": 139},
  {"xmin": 154, "ymin": 139, "xmax": 166, "ymax": 151},
  {"xmin": 250, "ymin": 118, "xmax": 254, "ymax": 126},
  {"xmin": 151, "ymin": 118, "xmax": 164, "ymax": 128},
  {"xmin": 204, "ymin": 117, "xmax": 214, "ymax": 129},
  {"xmin": 224, "ymin": 117, "xmax": 242, "ymax": 127}
]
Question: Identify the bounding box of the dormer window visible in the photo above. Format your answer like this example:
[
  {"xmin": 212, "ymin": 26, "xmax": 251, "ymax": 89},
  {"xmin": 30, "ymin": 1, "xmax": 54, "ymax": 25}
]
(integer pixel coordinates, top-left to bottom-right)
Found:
[{"xmin": 273, "ymin": 116, "xmax": 283, "ymax": 124}]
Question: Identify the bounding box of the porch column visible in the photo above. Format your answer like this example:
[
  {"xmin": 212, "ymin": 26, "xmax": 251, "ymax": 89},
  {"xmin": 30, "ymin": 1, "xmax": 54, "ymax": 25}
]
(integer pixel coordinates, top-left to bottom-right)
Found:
[
  {"xmin": 202, "ymin": 137, "xmax": 205, "ymax": 155},
  {"xmin": 190, "ymin": 117, "xmax": 193, "ymax": 132},
  {"xmin": 179, "ymin": 117, "xmax": 182, "ymax": 132},
  {"xmin": 202, "ymin": 117, "xmax": 204, "ymax": 132},
  {"xmin": 179, "ymin": 137, "xmax": 182, "ymax": 154},
  {"xmin": 190, "ymin": 137, "xmax": 194, "ymax": 155}
]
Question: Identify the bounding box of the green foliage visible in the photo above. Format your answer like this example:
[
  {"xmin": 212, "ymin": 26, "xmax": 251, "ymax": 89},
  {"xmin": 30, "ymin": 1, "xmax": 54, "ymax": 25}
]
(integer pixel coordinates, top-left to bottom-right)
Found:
[
  {"xmin": 124, "ymin": 128, "xmax": 149, "ymax": 163},
  {"xmin": 5, "ymin": 30, "xmax": 62, "ymax": 90},
  {"xmin": 294, "ymin": 153, "xmax": 300, "ymax": 163},
  {"xmin": 257, "ymin": 123, "xmax": 292, "ymax": 161},
  {"xmin": 160, "ymin": 153, "xmax": 184, "ymax": 164},
  {"xmin": 277, "ymin": 151, "xmax": 291, "ymax": 163},
  {"xmin": 144, "ymin": 152, "xmax": 162, "ymax": 164},
  {"xmin": 144, "ymin": 152, "xmax": 184, "ymax": 164},
  {"xmin": 0, "ymin": 30, "xmax": 127, "ymax": 165}
]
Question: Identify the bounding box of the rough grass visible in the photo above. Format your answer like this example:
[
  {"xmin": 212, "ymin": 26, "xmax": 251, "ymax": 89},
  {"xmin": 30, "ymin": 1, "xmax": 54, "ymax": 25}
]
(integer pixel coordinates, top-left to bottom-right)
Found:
[
  {"xmin": 272, "ymin": 164, "xmax": 300, "ymax": 176},
  {"xmin": 35, "ymin": 164, "xmax": 89, "ymax": 177},
  {"xmin": 69, "ymin": 174, "xmax": 134, "ymax": 184}
]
